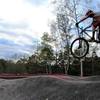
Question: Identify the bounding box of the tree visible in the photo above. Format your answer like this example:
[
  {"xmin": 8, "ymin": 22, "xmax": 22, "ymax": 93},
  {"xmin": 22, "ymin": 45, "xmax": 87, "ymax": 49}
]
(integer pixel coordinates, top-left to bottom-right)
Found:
[
  {"xmin": 17, "ymin": 56, "xmax": 28, "ymax": 64},
  {"xmin": 49, "ymin": 0, "xmax": 81, "ymax": 74},
  {"xmin": 39, "ymin": 32, "xmax": 54, "ymax": 61},
  {"xmin": 38, "ymin": 32, "xmax": 54, "ymax": 74},
  {"xmin": 0, "ymin": 59, "xmax": 7, "ymax": 73}
]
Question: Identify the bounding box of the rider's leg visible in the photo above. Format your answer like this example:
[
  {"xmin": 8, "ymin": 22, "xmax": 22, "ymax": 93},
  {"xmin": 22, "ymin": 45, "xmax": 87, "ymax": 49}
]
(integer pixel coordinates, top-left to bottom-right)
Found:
[
  {"xmin": 88, "ymin": 26, "xmax": 95, "ymax": 42},
  {"xmin": 97, "ymin": 26, "xmax": 100, "ymax": 41},
  {"xmin": 92, "ymin": 30, "xmax": 95, "ymax": 40},
  {"xmin": 92, "ymin": 25, "xmax": 96, "ymax": 40},
  {"xmin": 94, "ymin": 26, "xmax": 100, "ymax": 43}
]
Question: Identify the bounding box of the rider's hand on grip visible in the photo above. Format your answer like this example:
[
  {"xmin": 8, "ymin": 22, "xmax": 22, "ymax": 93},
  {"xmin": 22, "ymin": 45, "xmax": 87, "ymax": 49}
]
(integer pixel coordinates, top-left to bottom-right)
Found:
[{"xmin": 75, "ymin": 23, "xmax": 79, "ymax": 27}]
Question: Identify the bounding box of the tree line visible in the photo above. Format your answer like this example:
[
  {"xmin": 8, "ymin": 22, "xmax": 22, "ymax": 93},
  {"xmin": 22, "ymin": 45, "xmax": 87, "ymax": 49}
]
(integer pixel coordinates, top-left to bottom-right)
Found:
[
  {"xmin": 0, "ymin": 0, "xmax": 100, "ymax": 76},
  {"xmin": 0, "ymin": 32, "xmax": 100, "ymax": 76}
]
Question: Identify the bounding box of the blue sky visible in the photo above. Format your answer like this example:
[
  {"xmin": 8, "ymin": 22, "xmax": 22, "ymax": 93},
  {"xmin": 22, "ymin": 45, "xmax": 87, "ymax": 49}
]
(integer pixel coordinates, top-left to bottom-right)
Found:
[{"xmin": 0, "ymin": 0, "xmax": 54, "ymax": 60}]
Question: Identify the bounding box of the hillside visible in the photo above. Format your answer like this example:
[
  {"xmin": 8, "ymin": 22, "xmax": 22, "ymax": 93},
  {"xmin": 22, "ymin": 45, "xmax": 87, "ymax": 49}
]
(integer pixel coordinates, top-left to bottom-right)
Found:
[{"xmin": 0, "ymin": 75, "xmax": 100, "ymax": 100}]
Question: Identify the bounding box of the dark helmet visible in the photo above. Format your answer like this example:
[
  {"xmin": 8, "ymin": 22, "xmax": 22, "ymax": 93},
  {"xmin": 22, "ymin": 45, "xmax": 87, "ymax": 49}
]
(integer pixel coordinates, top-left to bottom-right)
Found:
[{"xmin": 85, "ymin": 10, "xmax": 94, "ymax": 16}]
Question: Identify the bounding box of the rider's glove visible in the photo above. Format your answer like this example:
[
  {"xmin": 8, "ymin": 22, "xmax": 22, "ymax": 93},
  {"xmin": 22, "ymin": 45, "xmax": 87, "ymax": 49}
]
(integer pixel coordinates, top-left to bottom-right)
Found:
[{"xmin": 75, "ymin": 23, "xmax": 79, "ymax": 27}]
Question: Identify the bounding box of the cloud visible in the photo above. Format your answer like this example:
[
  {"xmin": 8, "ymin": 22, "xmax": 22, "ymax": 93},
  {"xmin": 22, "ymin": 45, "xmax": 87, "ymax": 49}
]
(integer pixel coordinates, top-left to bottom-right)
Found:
[
  {"xmin": 0, "ymin": 38, "xmax": 36, "ymax": 60},
  {"xmin": 0, "ymin": 20, "xmax": 29, "ymax": 29},
  {"xmin": 0, "ymin": 0, "xmax": 54, "ymax": 59},
  {"xmin": 25, "ymin": 0, "xmax": 48, "ymax": 6},
  {"xmin": 0, "ymin": 0, "xmax": 52, "ymax": 34}
]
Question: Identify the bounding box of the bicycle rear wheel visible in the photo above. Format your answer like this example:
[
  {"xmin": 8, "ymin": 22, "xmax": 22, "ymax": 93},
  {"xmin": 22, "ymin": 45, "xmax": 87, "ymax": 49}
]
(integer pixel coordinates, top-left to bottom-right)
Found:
[{"xmin": 70, "ymin": 38, "xmax": 89, "ymax": 59}]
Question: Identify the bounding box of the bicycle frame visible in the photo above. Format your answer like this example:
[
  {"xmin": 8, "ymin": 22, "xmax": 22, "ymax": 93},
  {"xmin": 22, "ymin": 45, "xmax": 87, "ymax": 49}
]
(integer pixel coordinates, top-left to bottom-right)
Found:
[
  {"xmin": 71, "ymin": 25, "xmax": 99, "ymax": 58},
  {"xmin": 77, "ymin": 25, "xmax": 98, "ymax": 40}
]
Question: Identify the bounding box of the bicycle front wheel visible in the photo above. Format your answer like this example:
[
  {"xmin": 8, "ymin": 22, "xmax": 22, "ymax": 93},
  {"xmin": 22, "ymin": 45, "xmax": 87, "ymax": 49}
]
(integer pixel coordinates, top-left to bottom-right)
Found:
[{"xmin": 70, "ymin": 38, "xmax": 89, "ymax": 59}]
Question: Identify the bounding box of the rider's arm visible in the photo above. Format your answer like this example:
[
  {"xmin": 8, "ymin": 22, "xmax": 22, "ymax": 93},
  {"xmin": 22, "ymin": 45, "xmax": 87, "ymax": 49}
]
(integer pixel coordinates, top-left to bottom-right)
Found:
[
  {"xmin": 78, "ymin": 16, "xmax": 89, "ymax": 23},
  {"xmin": 76, "ymin": 15, "xmax": 89, "ymax": 27}
]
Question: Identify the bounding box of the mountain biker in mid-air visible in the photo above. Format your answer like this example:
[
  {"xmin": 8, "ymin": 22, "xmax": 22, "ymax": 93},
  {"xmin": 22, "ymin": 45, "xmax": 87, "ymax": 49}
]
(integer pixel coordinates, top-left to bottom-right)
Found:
[{"xmin": 76, "ymin": 10, "xmax": 100, "ymax": 42}]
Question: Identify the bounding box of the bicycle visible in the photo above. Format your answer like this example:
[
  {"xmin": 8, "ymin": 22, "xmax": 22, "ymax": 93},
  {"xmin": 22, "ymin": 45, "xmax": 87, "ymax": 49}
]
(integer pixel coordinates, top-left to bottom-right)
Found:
[{"xmin": 70, "ymin": 24, "xmax": 100, "ymax": 59}]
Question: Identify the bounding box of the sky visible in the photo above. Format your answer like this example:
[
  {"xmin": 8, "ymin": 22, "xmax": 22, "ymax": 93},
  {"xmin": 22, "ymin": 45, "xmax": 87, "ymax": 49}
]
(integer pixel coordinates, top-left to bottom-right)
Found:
[
  {"xmin": 0, "ymin": 0, "xmax": 100, "ymax": 60},
  {"xmin": 0, "ymin": 0, "xmax": 55, "ymax": 60}
]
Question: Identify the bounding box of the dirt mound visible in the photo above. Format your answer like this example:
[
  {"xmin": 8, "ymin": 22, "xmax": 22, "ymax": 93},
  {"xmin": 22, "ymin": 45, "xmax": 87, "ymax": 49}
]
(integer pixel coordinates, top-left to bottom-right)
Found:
[{"xmin": 0, "ymin": 75, "xmax": 100, "ymax": 100}]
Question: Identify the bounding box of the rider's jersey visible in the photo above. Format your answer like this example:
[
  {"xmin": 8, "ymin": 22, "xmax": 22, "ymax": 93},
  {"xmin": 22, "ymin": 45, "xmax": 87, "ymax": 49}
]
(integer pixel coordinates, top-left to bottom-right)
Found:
[
  {"xmin": 92, "ymin": 12, "xmax": 100, "ymax": 27},
  {"xmin": 93, "ymin": 12, "xmax": 100, "ymax": 22},
  {"xmin": 94, "ymin": 12, "xmax": 100, "ymax": 16}
]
